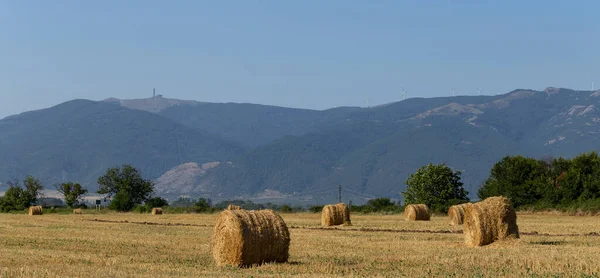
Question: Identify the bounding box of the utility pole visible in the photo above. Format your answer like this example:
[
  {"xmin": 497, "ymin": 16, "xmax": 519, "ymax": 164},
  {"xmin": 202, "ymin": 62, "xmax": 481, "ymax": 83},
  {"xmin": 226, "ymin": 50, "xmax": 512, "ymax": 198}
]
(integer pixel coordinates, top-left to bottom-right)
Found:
[{"xmin": 338, "ymin": 184, "xmax": 342, "ymax": 203}]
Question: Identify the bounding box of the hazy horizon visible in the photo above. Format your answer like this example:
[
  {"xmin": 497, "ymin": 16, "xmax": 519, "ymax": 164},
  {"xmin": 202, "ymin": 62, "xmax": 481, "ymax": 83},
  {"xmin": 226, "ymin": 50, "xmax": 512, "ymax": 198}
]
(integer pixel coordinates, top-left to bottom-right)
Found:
[{"xmin": 2, "ymin": 1, "xmax": 599, "ymax": 119}]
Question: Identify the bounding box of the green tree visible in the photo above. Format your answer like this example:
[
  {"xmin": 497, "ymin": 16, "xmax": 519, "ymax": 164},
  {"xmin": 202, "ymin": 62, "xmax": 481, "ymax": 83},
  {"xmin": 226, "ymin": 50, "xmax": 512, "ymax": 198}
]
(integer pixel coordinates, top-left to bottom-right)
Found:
[
  {"xmin": 478, "ymin": 156, "xmax": 550, "ymax": 207},
  {"xmin": 309, "ymin": 205, "xmax": 323, "ymax": 213},
  {"xmin": 366, "ymin": 198, "xmax": 396, "ymax": 211},
  {"xmin": 55, "ymin": 182, "xmax": 88, "ymax": 207},
  {"xmin": 404, "ymin": 163, "xmax": 469, "ymax": 212},
  {"xmin": 278, "ymin": 204, "xmax": 293, "ymax": 213},
  {"xmin": 109, "ymin": 190, "xmax": 133, "ymax": 211},
  {"xmin": 556, "ymin": 152, "xmax": 600, "ymax": 203},
  {"xmin": 97, "ymin": 165, "xmax": 154, "ymax": 211},
  {"xmin": 145, "ymin": 197, "xmax": 169, "ymax": 210},
  {"xmin": 194, "ymin": 198, "xmax": 211, "ymax": 212},
  {"xmin": 0, "ymin": 177, "xmax": 44, "ymax": 212}
]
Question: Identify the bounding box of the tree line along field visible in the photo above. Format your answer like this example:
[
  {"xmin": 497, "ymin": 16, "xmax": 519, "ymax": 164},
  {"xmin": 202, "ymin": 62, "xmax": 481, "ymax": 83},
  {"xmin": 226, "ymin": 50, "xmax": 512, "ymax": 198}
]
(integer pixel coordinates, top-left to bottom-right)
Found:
[{"xmin": 1, "ymin": 212, "xmax": 599, "ymax": 277}]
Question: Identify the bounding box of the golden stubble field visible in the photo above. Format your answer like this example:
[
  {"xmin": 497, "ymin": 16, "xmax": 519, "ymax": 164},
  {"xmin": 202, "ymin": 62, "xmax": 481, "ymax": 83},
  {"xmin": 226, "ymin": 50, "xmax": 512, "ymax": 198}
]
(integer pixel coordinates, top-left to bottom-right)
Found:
[{"xmin": 1, "ymin": 212, "xmax": 600, "ymax": 277}]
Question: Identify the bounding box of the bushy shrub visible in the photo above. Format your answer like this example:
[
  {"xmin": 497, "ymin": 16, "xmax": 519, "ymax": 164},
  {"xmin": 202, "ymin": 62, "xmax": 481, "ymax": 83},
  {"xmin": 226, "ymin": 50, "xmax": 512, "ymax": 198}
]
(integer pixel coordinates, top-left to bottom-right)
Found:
[{"xmin": 309, "ymin": 205, "xmax": 323, "ymax": 213}]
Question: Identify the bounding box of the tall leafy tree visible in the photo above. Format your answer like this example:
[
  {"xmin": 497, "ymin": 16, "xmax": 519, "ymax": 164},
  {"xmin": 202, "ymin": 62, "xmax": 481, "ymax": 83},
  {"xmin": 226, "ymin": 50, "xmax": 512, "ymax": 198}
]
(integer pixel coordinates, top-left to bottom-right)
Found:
[
  {"xmin": 97, "ymin": 165, "xmax": 154, "ymax": 211},
  {"xmin": 55, "ymin": 182, "xmax": 88, "ymax": 207},
  {"xmin": 0, "ymin": 176, "xmax": 44, "ymax": 212},
  {"xmin": 478, "ymin": 156, "xmax": 550, "ymax": 207},
  {"xmin": 404, "ymin": 163, "xmax": 469, "ymax": 212}
]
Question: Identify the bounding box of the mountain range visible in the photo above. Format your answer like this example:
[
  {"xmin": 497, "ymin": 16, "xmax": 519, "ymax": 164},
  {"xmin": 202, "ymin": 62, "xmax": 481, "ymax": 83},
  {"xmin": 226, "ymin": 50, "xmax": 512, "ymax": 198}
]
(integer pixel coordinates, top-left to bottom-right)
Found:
[{"xmin": 2, "ymin": 87, "xmax": 599, "ymax": 204}]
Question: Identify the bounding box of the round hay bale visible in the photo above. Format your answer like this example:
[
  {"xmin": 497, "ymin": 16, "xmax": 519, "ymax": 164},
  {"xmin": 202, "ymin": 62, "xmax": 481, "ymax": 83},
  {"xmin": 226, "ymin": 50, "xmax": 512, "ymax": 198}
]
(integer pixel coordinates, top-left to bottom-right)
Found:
[
  {"xmin": 151, "ymin": 208, "xmax": 163, "ymax": 215},
  {"xmin": 404, "ymin": 204, "xmax": 430, "ymax": 221},
  {"xmin": 448, "ymin": 203, "xmax": 472, "ymax": 225},
  {"xmin": 28, "ymin": 206, "xmax": 43, "ymax": 216},
  {"xmin": 73, "ymin": 208, "xmax": 83, "ymax": 214},
  {"xmin": 321, "ymin": 203, "xmax": 350, "ymax": 227},
  {"xmin": 463, "ymin": 196, "xmax": 520, "ymax": 246},
  {"xmin": 227, "ymin": 204, "xmax": 241, "ymax": 210},
  {"xmin": 211, "ymin": 209, "xmax": 290, "ymax": 267},
  {"xmin": 339, "ymin": 203, "xmax": 352, "ymax": 226}
]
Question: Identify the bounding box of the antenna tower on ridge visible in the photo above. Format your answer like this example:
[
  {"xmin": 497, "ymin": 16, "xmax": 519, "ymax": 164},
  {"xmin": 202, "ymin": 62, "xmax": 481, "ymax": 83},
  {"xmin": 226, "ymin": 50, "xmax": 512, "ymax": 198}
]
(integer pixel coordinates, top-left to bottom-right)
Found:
[{"xmin": 153, "ymin": 88, "xmax": 156, "ymax": 98}]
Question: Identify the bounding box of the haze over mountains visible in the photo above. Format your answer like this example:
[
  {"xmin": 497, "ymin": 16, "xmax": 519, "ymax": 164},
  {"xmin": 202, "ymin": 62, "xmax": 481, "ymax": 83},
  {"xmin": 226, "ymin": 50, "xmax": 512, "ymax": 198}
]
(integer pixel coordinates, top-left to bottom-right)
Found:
[{"xmin": 2, "ymin": 88, "xmax": 600, "ymax": 203}]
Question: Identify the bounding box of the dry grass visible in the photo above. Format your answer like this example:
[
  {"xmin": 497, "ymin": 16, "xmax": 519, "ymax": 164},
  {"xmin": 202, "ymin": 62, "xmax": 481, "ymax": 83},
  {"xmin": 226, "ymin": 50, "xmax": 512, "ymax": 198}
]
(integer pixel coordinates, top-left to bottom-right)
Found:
[
  {"xmin": 211, "ymin": 209, "xmax": 290, "ymax": 267},
  {"xmin": 0, "ymin": 212, "xmax": 599, "ymax": 277}
]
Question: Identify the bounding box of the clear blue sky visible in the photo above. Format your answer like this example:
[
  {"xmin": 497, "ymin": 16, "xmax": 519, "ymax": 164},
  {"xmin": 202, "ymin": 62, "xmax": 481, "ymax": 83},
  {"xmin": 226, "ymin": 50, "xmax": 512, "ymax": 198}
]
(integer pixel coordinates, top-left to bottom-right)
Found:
[{"xmin": 1, "ymin": 1, "xmax": 598, "ymax": 118}]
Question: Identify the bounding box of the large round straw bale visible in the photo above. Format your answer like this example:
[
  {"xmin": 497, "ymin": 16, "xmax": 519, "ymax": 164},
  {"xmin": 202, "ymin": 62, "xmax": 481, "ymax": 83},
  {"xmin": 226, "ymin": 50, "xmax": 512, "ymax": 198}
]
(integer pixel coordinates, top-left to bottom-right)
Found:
[
  {"xmin": 227, "ymin": 204, "xmax": 241, "ymax": 210},
  {"xmin": 28, "ymin": 206, "xmax": 43, "ymax": 216},
  {"xmin": 404, "ymin": 204, "xmax": 430, "ymax": 221},
  {"xmin": 321, "ymin": 203, "xmax": 350, "ymax": 227},
  {"xmin": 339, "ymin": 203, "xmax": 352, "ymax": 226},
  {"xmin": 448, "ymin": 203, "xmax": 472, "ymax": 225},
  {"xmin": 73, "ymin": 208, "xmax": 83, "ymax": 214},
  {"xmin": 212, "ymin": 209, "xmax": 290, "ymax": 267},
  {"xmin": 463, "ymin": 196, "xmax": 519, "ymax": 246},
  {"xmin": 151, "ymin": 207, "xmax": 163, "ymax": 215}
]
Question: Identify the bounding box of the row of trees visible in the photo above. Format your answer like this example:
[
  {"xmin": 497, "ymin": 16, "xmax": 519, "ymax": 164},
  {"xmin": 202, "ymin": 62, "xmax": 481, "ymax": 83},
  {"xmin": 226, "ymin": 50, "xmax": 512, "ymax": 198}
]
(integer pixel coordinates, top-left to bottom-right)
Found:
[
  {"xmin": 402, "ymin": 151, "xmax": 600, "ymax": 212},
  {"xmin": 3, "ymin": 152, "xmax": 600, "ymax": 213},
  {"xmin": 0, "ymin": 164, "xmax": 162, "ymax": 213},
  {"xmin": 478, "ymin": 152, "xmax": 600, "ymax": 209}
]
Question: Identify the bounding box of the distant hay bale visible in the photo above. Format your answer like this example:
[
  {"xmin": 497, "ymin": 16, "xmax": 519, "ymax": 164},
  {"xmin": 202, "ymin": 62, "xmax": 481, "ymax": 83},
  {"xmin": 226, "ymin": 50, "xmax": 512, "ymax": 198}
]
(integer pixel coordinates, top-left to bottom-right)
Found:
[
  {"xmin": 151, "ymin": 208, "xmax": 163, "ymax": 215},
  {"xmin": 404, "ymin": 204, "xmax": 430, "ymax": 221},
  {"xmin": 73, "ymin": 208, "xmax": 83, "ymax": 214},
  {"xmin": 28, "ymin": 206, "xmax": 43, "ymax": 216},
  {"xmin": 448, "ymin": 203, "xmax": 472, "ymax": 225},
  {"xmin": 211, "ymin": 209, "xmax": 290, "ymax": 267},
  {"xmin": 227, "ymin": 204, "xmax": 241, "ymax": 210},
  {"xmin": 463, "ymin": 196, "xmax": 520, "ymax": 246},
  {"xmin": 321, "ymin": 203, "xmax": 351, "ymax": 227}
]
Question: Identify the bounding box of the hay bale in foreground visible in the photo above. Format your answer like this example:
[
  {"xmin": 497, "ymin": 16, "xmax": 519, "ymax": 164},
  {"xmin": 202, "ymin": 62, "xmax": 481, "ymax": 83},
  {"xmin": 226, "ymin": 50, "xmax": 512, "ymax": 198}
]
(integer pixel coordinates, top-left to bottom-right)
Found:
[
  {"xmin": 73, "ymin": 208, "xmax": 83, "ymax": 214},
  {"xmin": 212, "ymin": 209, "xmax": 290, "ymax": 267},
  {"xmin": 321, "ymin": 203, "xmax": 351, "ymax": 227},
  {"xmin": 151, "ymin": 208, "xmax": 163, "ymax": 215},
  {"xmin": 227, "ymin": 204, "xmax": 241, "ymax": 210},
  {"xmin": 28, "ymin": 206, "xmax": 43, "ymax": 216},
  {"xmin": 448, "ymin": 203, "xmax": 472, "ymax": 225},
  {"xmin": 404, "ymin": 204, "xmax": 430, "ymax": 221},
  {"xmin": 463, "ymin": 196, "xmax": 519, "ymax": 246}
]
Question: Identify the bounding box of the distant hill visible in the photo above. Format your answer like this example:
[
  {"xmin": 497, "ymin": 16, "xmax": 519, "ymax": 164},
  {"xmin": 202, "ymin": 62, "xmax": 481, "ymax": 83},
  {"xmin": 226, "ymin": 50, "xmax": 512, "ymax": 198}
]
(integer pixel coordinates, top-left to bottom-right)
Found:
[
  {"xmin": 0, "ymin": 100, "xmax": 243, "ymax": 188},
  {"xmin": 3, "ymin": 88, "xmax": 600, "ymax": 204},
  {"xmin": 106, "ymin": 96, "xmax": 362, "ymax": 147},
  {"xmin": 152, "ymin": 88, "xmax": 600, "ymax": 203}
]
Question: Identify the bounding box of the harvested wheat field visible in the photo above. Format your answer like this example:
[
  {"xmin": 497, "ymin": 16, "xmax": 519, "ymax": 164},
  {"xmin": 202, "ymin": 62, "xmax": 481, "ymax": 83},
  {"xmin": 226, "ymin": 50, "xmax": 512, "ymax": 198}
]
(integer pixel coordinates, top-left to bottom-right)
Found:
[{"xmin": 1, "ymin": 212, "xmax": 600, "ymax": 277}]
